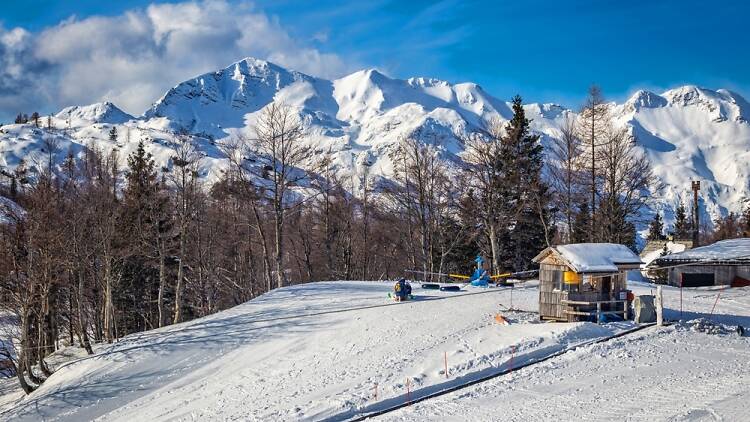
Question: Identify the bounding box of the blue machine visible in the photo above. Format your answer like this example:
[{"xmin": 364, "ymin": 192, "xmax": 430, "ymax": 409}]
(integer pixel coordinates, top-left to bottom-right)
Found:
[{"xmin": 469, "ymin": 255, "xmax": 491, "ymax": 287}]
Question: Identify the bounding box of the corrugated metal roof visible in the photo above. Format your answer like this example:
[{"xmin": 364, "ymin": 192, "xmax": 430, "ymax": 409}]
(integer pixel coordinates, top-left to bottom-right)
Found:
[{"xmin": 654, "ymin": 238, "xmax": 750, "ymax": 264}]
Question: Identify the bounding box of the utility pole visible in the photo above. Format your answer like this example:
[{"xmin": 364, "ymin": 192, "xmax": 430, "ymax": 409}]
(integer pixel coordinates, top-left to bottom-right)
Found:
[{"xmin": 691, "ymin": 180, "xmax": 700, "ymax": 246}]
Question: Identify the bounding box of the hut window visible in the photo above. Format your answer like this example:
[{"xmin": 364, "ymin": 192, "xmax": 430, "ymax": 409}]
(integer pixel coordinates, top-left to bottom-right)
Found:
[
  {"xmin": 561, "ymin": 271, "xmax": 579, "ymax": 292},
  {"xmin": 552, "ymin": 270, "xmax": 562, "ymax": 290}
]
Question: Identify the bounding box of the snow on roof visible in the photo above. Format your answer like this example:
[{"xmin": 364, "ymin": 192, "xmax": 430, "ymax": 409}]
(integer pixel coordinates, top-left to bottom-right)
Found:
[
  {"xmin": 543, "ymin": 243, "xmax": 642, "ymax": 273},
  {"xmin": 655, "ymin": 238, "xmax": 750, "ymax": 263}
]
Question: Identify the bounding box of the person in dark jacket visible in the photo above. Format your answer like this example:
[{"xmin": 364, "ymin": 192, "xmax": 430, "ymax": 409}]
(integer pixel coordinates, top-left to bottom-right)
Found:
[{"xmin": 394, "ymin": 278, "xmax": 412, "ymax": 301}]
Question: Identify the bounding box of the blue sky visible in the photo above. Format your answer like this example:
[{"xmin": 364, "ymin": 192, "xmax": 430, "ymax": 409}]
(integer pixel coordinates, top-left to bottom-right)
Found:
[{"xmin": 1, "ymin": 0, "xmax": 748, "ymax": 120}]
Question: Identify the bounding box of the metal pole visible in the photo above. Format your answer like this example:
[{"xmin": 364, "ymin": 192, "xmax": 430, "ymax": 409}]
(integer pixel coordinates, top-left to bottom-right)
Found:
[{"xmin": 692, "ymin": 180, "xmax": 700, "ymax": 247}]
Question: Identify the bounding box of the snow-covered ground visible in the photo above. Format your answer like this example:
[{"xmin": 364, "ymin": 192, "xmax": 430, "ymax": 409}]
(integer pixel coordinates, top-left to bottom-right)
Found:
[
  {"xmin": 1, "ymin": 279, "xmax": 748, "ymax": 421},
  {"xmin": 384, "ymin": 322, "xmax": 749, "ymax": 421}
]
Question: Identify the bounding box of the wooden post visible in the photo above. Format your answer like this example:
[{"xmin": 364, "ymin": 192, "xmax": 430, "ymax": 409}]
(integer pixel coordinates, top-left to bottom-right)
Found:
[
  {"xmin": 656, "ymin": 286, "xmax": 663, "ymax": 326},
  {"xmin": 624, "ymin": 299, "xmax": 629, "ymax": 321},
  {"xmin": 680, "ymin": 273, "xmax": 684, "ymax": 320},
  {"xmin": 374, "ymin": 383, "xmax": 378, "ymax": 401},
  {"xmin": 596, "ymin": 302, "xmax": 602, "ymax": 324}
]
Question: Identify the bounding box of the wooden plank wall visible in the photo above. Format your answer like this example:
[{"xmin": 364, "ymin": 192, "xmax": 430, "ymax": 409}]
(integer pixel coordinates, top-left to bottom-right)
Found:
[{"xmin": 539, "ymin": 263, "xmax": 568, "ymax": 320}]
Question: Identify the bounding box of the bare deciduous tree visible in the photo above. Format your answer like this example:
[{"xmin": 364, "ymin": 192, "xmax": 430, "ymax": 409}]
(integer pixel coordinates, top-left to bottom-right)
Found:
[{"xmin": 548, "ymin": 115, "xmax": 582, "ymax": 242}]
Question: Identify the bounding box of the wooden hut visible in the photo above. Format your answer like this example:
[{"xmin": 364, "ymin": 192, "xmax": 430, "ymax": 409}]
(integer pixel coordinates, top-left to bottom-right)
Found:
[
  {"xmin": 651, "ymin": 238, "xmax": 750, "ymax": 287},
  {"xmin": 533, "ymin": 243, "xmax": 642, "ymax": 322}
]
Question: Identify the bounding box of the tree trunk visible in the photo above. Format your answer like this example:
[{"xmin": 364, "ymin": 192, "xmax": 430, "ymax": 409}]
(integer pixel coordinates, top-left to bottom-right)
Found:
[
  {"xmin": 76, "ymin": 272, "xmax": 93, "ymax": 354},
  {"xmin": 157, "ymin": 245, "xmax": 166, "ymax": 328},
  {"xmin": 489, "ymin": 223, "xmax": 500, "ymax": 274},
  {"xmin": 103, "ymin": 254, "xmax": 115, "ymax": 343},
  {"xmin": 16, "ymin": 307, "xmax": 35, "ymax": 394},
  {"xmin": 274, "ymin": 205, "xmax": 285, "ymax": 289},
  {"xmin": 252, "ymin": 204, "xmax": 273, "ymax": 292},
  {"xmin": 173, "ymin": 223, "xmax": 187, "ymax": 324}
]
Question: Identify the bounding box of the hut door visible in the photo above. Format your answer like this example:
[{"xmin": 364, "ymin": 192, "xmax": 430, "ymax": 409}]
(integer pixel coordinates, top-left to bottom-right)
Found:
[{"xmin": 602, "ymin": 276, "xmax": 612, "ymax": 297}]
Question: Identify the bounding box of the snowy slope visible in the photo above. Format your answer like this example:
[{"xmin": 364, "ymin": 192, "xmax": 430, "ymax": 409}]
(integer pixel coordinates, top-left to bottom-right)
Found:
[
  {"xmin": 1, "ymin": 281, "xmax": 634, "ymax": 421},
  {"xmin": 385, "ymin": 281, "xmax": 750, "ymax": 421},
  {"xmin": 2, "ymin": 280, "xmax": 749, "ymax": 421},
  {"xmin": 2, "ymin": 57, "xmax": 750, "ymax": 229}
]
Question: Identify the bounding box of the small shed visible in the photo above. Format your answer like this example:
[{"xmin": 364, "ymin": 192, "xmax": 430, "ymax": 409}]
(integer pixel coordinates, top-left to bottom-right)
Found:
[
  {"xmin": 651, "ymin": 238, "xmax": 750, "ymax": 287},
  {"xmin": 533, "ymin": 243, "xmax": 642, "ymax": 322}
]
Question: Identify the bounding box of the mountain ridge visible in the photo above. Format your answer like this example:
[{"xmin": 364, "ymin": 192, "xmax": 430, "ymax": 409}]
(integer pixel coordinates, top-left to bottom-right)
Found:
[{"xmin": 2, "ymin": 56, "xmax": 749, "ymax": 237}]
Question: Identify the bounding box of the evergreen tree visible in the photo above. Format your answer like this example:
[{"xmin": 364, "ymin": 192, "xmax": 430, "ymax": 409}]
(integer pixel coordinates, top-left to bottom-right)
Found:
[
  {"xmin": 31, "ymin": 112, "xmax": 40, "ymax": 127},
  {"xmin": 742, "ymin": 203, "xmax": 750, "ymax": 237},
  {"xmin": 674, "ymin": 201, "xmax": 689, "ymax": 239},
  {"xmin": 109, "ymin": 126, "xmax": 118, "ymax": 143},
  {"xmin": 121, "ymin": 140, "xmax": 173, "ymax": 327},
  {"xmin": 503, "ymin": 95, "xmax": 553, "ymax": 269},
  {"xmin": 648, "ymin": 212, "xmax": 664, "ymax": 241},
  {"xmin": 571, "ymin": 200, "xmax": 590, "ymax": 243},
  {"xmin": 9, "ymin": 176, "xmax": 17, "ymax": 199}
]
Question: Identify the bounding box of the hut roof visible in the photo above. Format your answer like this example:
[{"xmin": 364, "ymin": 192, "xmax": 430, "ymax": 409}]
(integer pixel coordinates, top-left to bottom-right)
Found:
[
  {"xmin": 653, "ymin": 238, "xmax": 750, "ymax": 265},
  {"xmin": 533, "ymin": 243, "xmax": 642, "ymax": 273}
]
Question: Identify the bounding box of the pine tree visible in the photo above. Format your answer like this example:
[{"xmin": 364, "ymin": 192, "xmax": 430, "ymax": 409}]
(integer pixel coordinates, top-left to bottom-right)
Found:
[
  {"xmin": 109, "ymin": 126, "xmax": 118, "ymax": 143},
  {"xmin": 503, "ymin": 95, "xmax": 553, "ymax": 269},
  {"xmin": 742, "ymin": 203, "xmax": 750, "ymax": 237},
  {"xmin": 122, "ymin": 140, "xmax": 173, "ymax": 327},
  {"xmin": 674, "ymin": 201, "xmax": 689, "ymax": 239},
  {"xmin": 9, "ymin": 176, "xmax": 17, "ymax": 199},
  {"xmin": 648, "ymin": 212, "xmax": 664, "ymax": 240},
  {"xmin": 571, "ymin": 200, "xmax": 590, "ymax": 243},
  {"xmin": 31, "ymin": 112, "xmax": 40, "ymax": 127}
]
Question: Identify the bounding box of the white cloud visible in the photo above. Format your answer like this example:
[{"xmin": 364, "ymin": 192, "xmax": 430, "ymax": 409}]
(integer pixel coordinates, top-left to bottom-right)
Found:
[{"xmin": 0, "ymin": 0, "xmax": 348, "ymax": 120}]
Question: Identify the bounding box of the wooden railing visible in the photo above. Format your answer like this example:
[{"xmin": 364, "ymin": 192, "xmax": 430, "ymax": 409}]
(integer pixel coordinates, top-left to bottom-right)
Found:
[{"xmin": 561, "ymin": 299, "xmax": 629, "ymax": 323}]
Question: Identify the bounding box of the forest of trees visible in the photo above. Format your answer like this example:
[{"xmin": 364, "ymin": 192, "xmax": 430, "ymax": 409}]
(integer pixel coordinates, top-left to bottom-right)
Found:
[{"xmin": 0, "ymin": 89, "xmax": 657, "ymax": 392}]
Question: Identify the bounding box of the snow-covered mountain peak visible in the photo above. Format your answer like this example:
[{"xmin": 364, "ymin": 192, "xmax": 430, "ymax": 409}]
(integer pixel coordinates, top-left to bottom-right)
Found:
[
  {"xmin": 143, "ymin": 56, "xmax": 323, "ymax": 135},
  {"xmin": 660, "ymin": 85, "xmax": 749, "ymax": 123},
  {"xmin": 663, "ymin": 85, "xmax": 710, "ymax": 105},
  {"xmin": 56, "ymin": 102, "xmax": 134, "ymax": 125},
  {"xmin": 624, "ymin": 90, "xmax": 668, "ymax": 112}
]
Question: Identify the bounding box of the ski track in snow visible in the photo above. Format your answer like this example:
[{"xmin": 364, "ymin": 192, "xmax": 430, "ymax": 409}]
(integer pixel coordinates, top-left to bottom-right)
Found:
[
  {"xmin": 382, "ymin": 326, "xmax": 750, "ymax": 421},
  {"xmin": 1, "ymin": 279, "xmax": 749, "ymax": 421}
]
